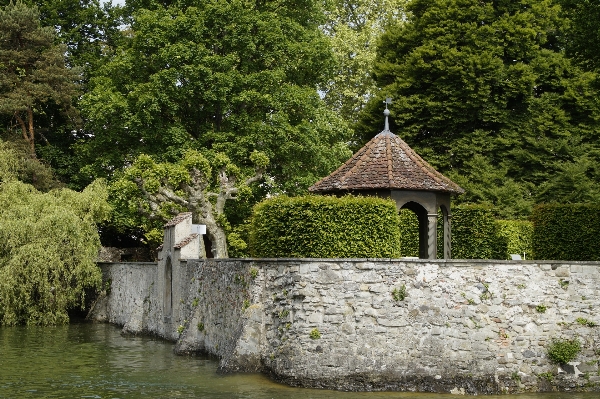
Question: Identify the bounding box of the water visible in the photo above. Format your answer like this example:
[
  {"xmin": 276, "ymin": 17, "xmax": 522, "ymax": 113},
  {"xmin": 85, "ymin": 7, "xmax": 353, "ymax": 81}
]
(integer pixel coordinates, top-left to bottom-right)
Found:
[{"xmin": 0, "ymin": 323, "xmax": 596, "ymax": 399}]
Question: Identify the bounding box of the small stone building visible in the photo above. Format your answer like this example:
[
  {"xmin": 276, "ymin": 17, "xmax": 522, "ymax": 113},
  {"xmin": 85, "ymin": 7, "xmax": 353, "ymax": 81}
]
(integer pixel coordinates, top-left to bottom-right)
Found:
[
  {"xmin": 309, "ymin": 108, "xmax": 464, "ymax": 259},
  {"xmin": 157, "ymin": 212, "xmax": 203, "ymax": 325}
]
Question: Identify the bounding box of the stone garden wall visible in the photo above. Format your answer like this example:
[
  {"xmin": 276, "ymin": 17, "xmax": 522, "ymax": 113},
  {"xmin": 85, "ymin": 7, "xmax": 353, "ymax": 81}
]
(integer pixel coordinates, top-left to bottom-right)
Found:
[{"xmin": 90, "ymin": 258, "xmax": 600, "ymax": 394}]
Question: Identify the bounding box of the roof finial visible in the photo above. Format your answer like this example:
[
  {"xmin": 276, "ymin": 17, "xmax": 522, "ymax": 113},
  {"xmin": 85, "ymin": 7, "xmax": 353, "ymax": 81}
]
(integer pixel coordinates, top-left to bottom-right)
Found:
[{"xmin": 383, "ymin": 98, "xmax": 392, "ymax": 131}]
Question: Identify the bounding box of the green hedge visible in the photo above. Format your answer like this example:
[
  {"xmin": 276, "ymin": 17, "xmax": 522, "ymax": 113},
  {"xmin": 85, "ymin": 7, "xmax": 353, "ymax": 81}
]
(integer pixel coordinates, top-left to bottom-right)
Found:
[
  {"xmin": 450, "ymin": 205, "xmax": 504, "ymax": 259},
  {"xmin": 398, "ymin": 209, "xmax": 419, "ymax": 257},
  {"xmin": 532, "ymin": 203, "xmax": 600, "ymax": 261},
  {"xmin": 496, "ymin": 220, "xmax": 533, "ymax": 260},
  {"xmin": 249, "ymin": 195, "xmax": 401, "ymax": 258}
]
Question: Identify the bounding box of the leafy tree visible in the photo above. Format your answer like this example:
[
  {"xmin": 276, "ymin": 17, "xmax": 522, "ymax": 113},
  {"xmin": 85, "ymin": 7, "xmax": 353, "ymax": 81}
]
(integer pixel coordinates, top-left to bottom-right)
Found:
[
  {"xmin": 356, "ymin": 0, "xmax": 600, "ymax": 217},
  {"xmin": 78, "ymin": 0, "xmax": 351, "ymax": 194},
  {"xmin": 560, "ymin": 0, "xmax": 600, "ymax": 71},
  {"xmin": 0, "ymin": 153, "xmax": 110, "ymax": 325},
  {"xmin": 110, "ymin": 149, "xmax": 268, "ymax": 258},
  {"xmin": 0, "ymin": 0, "xmax": 125, "ymax": 75},
  {"xmin": 321, "ymin": 0, "xmax": 407, "ymax": 122},
  {"xmin": 0, "ymin": 1, "xmax": 80, "ymax": 157}
]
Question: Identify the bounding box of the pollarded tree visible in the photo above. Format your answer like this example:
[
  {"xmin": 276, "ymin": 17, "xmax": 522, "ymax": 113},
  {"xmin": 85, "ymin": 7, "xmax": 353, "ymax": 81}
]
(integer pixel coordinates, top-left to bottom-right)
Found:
[
  {"xmin": 78, "ymin": 0, "xmax": 352, "ymax": 195},
  {"xmin": 0, "ymin": 167, "xmax": 111, "ymax": 325},
  {"xmin": 0, "ymin": 1, "xmax": 79, "ymax": 158},
  {"xmin": 110, "ymin": 149, "xmax": 269, "ymax": 258},
  {"xmin": 355, "ymin": 0, "xmax": 600, "ymax": 217}
]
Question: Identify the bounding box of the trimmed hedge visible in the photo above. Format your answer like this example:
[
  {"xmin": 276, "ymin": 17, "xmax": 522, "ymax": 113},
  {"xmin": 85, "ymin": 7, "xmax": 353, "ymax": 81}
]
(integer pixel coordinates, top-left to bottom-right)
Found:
[
  {"xmin": 249, "ymin": 195, "xmax": 401, "ymax": 258},
  {"xmin": 532, "ymin": 203, "xmax": 600, "ymax": 261},
  {"xmin": 496, "ymin": 220, "xmax": 533, "ymax": 260},
  {"xmin": 451, "ymin": 205, "xmax": 505, "ymax": 260},
  {"xmin": 398, "ymin": 209, "xmax": 419, "ymax": 257}
]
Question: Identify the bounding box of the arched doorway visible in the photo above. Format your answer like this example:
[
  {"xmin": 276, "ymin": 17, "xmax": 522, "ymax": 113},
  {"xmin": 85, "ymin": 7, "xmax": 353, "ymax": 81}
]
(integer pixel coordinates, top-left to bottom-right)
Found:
[
  {"xmin": 400, "ymin": 201, "xmax": 429, "ymax": 259},
  {"xmin": 164, "ymin": 256, "xmax": 172, "ymax": 318}
]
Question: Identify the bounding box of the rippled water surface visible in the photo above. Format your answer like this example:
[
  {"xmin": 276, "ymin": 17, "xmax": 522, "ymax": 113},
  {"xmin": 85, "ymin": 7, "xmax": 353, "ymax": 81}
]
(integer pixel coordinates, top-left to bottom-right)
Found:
[{"xmin": 0, "ymin": 322, "xmax": 597, "ymax": 399}]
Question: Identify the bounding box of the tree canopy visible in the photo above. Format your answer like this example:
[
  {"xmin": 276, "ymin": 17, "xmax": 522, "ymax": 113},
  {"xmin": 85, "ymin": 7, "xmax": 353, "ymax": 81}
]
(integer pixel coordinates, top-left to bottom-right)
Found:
[
  {"xmin": 355, "ymin": 0, "xmax": 600, "ymax": 218},
  {"xmin": 321, "ymin": 0, "xmax": 407, "ymax": 122},
  {"xmin": 77, "ymin": 0, "xmax": 352, "ymax": 194}
]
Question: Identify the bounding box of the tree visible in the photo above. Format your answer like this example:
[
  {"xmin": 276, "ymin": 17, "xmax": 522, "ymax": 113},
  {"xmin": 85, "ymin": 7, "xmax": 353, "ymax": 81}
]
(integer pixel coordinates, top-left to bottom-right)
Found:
[
  {"xmin": 0, "ymin": 0, "xmax": 125, "ymax": 76},
  {"xmin": 0, "ymin": 1, "xmax": 80, "ymax": 157},
  {"xmin": 110, "ymin": 149, "xmax": 269, "ymax": 258},
  {"xmin": 355, "ymin": 0, "xmax": 600, "ymax": 217},
  {"xmin": 78, "ymin": 0, "xmax": 351, "ymax": 194},
  {"xmin": 0, "ymin": 138, "xmax": 63, "ymax": 191},
  {"xmin": 321, "ymin": 0, "xmax": 407, "ymax": 122},
  {"xmin": 560, "ymin": 0, "xmax": 600, "ymax": 71},
  {"xmin": 0, "ymin": 147, "xmax": 111, "ymax": 324}
]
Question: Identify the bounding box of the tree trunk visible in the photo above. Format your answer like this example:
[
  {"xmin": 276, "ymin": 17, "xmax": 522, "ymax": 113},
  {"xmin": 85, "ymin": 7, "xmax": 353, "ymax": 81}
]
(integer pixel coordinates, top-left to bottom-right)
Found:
[{"xmin": 204, "ymin": 219, "xmax": 228, "ymax": 258}]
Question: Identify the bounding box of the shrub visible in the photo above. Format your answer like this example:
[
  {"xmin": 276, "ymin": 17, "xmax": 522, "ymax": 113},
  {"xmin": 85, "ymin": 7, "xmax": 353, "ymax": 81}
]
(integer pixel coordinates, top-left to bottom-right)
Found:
[
  {"xmin": 532, "ymin": 203, "xmax": 600, "ymax": 261},
  {"xmin": 249, "ymin": 195, "xmax": 401, "ymax": 258},
  {"xmin": 547, "ymin": 338, "xmax": 581, "ymax": 364}
]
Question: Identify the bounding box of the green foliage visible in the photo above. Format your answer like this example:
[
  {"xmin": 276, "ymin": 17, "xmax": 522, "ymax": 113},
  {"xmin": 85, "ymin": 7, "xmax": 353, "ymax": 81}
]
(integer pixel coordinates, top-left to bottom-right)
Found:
[
  {"xmin": 78, "ymin": 0, "xmax": 352, "ymax": 195},
  {"xmin": 547, "ymin": 338, "xmax": 581, "ymax": 364},
  {"xmin": 560, "ymin": 0, "xmax": 600, "ymax": 71},
  {"xmin": 536, "ymin": 304, "xmax": 547, "ymax": 313},
  {"xmin": 0, "ymin": 1, "xmax": 80, "ymax": 157},
  {"xmin": 398, "ymin": 208, "xmax": 419, "ymax": 257},
  {"xmin": 321, "ymin": 0, "xmax": 407, "ymax": 122},
  {"xmin": 496, "ymin": 220, "xmax": 534, "ymax": 260},
  {"xmin": 451, "ymin": 205, "xmax": 505, "ymax": 260},
  {"xmin": 356, "ymin": 0, "xmax": 600, "ymax": 219},
  {"xmin": 0, "ymin": 139, "xmax": 63, "ymax": 191},
  {"xmin": 309, "ymin": 328, "xmax": 321, "ymax": 339},
  {"xmin": 0, "ymin": 178, "xmax": 110, "ymax": 325},
  {"xmin": 392, "ymin": 285, "xmax": 406, "ymax": 302},
  {"xmin": 531, "ymin": 203, "xmax": 600, "ymax": 261},
  {"xmin": 576, "ymin": 317, "xmax": 597, "ymax": 327},
  {"xmin": 249, "ymin": 195, "xmax": 401, "ymax": 258},
  {"xmin": 110, "ymin": 149, "xmax": 266, "ymax": 255}
]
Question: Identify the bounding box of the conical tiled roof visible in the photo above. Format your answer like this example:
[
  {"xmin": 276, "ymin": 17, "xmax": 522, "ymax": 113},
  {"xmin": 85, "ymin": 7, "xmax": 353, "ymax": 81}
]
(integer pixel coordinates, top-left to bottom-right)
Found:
[{"xmin": 309, "ymin": 129, "xmax": 464, "ymax": 194}]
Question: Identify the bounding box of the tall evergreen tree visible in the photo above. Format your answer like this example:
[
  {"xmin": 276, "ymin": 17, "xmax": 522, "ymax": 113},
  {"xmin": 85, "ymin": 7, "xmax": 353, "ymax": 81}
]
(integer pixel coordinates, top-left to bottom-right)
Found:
[
  {"xmin": 0, "ymin": 1, "xmax": 79, "ymax": 158},
  {"xmin": 356, "ymin": 0, "xmax": 600, "ymax": 217}
]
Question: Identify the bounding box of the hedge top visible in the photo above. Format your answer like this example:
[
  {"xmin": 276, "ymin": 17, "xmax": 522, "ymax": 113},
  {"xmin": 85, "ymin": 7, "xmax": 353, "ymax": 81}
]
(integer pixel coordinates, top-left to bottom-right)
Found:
[{"xmin": 309, "ymin": 129, "xmax": 464, "ymax": 194}]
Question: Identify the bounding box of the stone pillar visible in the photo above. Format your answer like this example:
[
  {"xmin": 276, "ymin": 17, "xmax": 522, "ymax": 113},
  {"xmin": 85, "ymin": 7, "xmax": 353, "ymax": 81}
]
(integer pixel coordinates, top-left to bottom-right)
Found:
[
  {"xmin": 427, "ymin": 213, "xmax": 438, "ymax": 259},
  {"xmin": 444, "ymin": 214, "xmax": 452, "ymax": 259}
]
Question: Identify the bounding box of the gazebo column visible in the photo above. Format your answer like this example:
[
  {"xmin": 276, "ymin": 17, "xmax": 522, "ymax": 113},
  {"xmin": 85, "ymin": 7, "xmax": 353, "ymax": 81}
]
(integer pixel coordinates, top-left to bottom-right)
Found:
[
  {"xmin": 444, "ymin": 213, "xmax": 452, "ymax": 259},
  {"xmin": 427, "ymin": 213, "xmax": 438, "ymax": 259}
]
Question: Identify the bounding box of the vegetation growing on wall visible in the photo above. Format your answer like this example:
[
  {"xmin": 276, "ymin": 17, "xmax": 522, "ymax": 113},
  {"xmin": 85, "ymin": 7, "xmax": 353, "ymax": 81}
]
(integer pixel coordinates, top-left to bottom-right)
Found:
[
  {"xmin": 249, "ymin": 195, "xmax": 401, "ymax": 258},
  {"xmin": 531, "ymin": 203, "xmax": 600, "ymax": 261}
]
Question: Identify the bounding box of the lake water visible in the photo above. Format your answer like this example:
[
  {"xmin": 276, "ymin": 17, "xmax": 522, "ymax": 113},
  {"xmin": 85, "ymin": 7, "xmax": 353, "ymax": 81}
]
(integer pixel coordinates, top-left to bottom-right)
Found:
[{"xmin": 0, "ymin": 322, "xmax": 597, "ymax": 399}]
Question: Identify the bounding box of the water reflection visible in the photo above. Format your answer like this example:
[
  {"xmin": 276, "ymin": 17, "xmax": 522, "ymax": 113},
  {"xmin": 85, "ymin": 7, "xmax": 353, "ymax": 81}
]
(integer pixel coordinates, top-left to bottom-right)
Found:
[{"xmin": 0, "ymin": 322, "xmax": 596, "ymax": 399}]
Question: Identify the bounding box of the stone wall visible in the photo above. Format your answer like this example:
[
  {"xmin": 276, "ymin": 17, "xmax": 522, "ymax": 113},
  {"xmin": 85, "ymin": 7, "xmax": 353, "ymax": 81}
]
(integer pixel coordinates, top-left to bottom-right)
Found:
[{"xmin": 90, "ymin": 258, "xmax": 600, "ymax": 394}]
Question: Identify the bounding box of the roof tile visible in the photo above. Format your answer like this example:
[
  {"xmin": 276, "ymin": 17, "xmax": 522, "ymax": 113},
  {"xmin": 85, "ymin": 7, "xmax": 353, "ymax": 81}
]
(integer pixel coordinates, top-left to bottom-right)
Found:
[{"xmin": 309, "ymin": 130, "xmax": 464, "ymax": 194}]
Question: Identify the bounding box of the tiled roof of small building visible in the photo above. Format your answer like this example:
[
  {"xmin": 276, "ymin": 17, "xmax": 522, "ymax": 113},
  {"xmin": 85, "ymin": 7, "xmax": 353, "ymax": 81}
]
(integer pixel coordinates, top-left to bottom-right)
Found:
[
  {"xmin": 309, "ymin": 130, "xmax": 464, "ymax": 194},
  {"xmin": 164, "ymin": 212, "xmax": 192, "ymax": 228},
  {"xmin": 174, "ymin": 233, "xmax": 199, "ymax": 249}
]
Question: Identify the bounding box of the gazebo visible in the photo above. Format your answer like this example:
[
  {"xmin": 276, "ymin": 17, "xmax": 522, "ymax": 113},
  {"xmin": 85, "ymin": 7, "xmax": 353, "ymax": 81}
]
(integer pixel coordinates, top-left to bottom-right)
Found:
[{"xmin": 309, "ymin": 103, "xmax": 464, "ymax": 259}]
